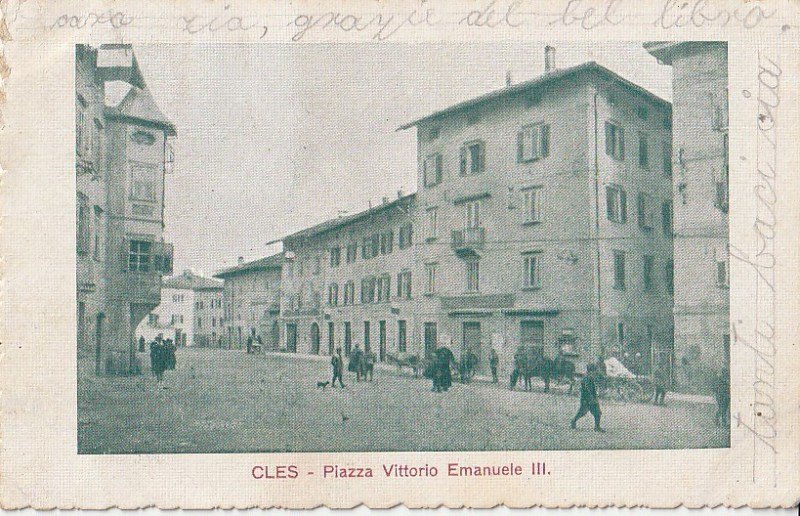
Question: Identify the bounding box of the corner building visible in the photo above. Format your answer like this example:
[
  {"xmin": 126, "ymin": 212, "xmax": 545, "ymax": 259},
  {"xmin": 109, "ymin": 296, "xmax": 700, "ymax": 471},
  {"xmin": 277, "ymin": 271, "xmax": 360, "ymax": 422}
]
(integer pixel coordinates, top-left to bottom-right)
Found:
[
  {"xmin": 280, "ymin": 195, "xmax": 417, "ymax": 359},
  {"xmin": 645, "ymin": 42, "xmax": 729, "ymax": 393},
  {"xmin": 400, "ymin": 57, "xmax": 675, "ymax": 378}
]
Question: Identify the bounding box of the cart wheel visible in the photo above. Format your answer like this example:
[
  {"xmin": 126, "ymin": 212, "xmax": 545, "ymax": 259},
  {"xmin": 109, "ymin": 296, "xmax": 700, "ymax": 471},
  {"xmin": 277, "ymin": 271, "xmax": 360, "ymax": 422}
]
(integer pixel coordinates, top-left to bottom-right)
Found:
[
  {"xmin": 620, "ymin": 381, "xmax": 644, "ymax": 403},
  {"xmin": 639, "ymin": 381, "xmax": 656, "ymax": 403}
]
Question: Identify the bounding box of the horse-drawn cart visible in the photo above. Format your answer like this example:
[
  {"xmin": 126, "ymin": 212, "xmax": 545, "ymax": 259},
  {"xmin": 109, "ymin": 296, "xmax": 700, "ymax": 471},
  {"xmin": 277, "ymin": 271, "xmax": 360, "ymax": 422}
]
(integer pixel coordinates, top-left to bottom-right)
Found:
[{"xmin": 587, "ymin": 357, "xmax": 655, "ymax": 404}]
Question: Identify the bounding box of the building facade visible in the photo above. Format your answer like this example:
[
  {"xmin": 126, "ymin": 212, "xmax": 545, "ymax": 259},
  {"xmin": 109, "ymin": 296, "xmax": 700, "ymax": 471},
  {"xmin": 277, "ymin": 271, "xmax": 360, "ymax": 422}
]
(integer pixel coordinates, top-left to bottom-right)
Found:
[
  {"xmin": 400, "ymin": 54, "xmax": 675, "ymax": 378},
  {"xmin": 76, "ymin": 44, "xmax": 176, "ymax": 375},
  {"xmin": 214, "ymin": 253, "xmax": 284, "ymax": 350},
  {"xmin": 645, "ymin": 42, "xmax": 729, "ymax": 393},
  {"xmin": 280, "ymin": 195, "xmax": 417, "ymax": 360},
  {"xmin": 136, "ymin": 271, "xmax": 223, "ymax": 348}
]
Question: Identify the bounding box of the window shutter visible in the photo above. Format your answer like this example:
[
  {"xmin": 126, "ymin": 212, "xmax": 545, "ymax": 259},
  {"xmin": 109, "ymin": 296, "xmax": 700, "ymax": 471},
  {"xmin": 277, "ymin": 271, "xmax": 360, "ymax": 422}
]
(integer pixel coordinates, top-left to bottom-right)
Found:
[
  {"xmin": 397, "ymin": 273, "xmax": 402, "ymax": 297},
  {"xmin": 478, "ymin": 142, "xmax": 486, "ymax": 172},
  {"xmin": 637, "ymin": 193, "xmax": 645, "ymax": 228},
  {"xmin": 436, "ymin": 154, "xmax": 443, "ymax": 183},
  {"xmin": 605, "ymin": 186, "xmax": 614, "ymax": 219},
  {"xmin": 540, "ymin": 124, "xmax": 550, "ymax": 157},
  {"xmin": 604, "ymin": 122, "xmax": 613, "ymax": 155},
  {"xmin": 619, "ymin": 130, "xmax": 625, "ymax": 160},
  {"xmin": 517, "ymin": 131, "xmax": 524, "ymax": 163},
  {"xmin": 121, "ymin": 238, "xmax": 129, "ymax": 271},
  {"xmin": 620, "ymin": 190, "xmax": 627, "ymax": 222},
  {"xmin": 423, "ymin": 158, "xmax": 428, "ymax": 185},
  {"xmin": 460, "ymin": 146, "xmax": 467, "ymax": 175}
]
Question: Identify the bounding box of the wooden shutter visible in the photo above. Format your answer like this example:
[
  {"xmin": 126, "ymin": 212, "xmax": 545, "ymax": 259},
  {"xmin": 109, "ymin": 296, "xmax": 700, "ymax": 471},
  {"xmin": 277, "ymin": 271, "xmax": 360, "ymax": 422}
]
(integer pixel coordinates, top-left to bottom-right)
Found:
[
  {"xmin": 637, "ymin": 193, "xmax": 646, "ymax": 228},
  {"xmin": 478, "ymin": 142, "xmax": 486, "ymax": 172},
  {"xmin": 618, "ymin": 129, "xmax": 625, "ymax": 160},
  {"xmin": 435, "ymin": 154, "xmax": 443, "ymax": 184},
  {"xmin": 605, "ymin": 186, "xmax": 614, "ymax": 220},
  {"xmin": 604, "ymin": 122, "xmax": 613, "ymax": 155},
  {"xmin": 540, "ymin": 124, "xmax": 550, "ymax": 157},
  {"xmin": 620, "ymin": 189, "xmax": 627, "ymax": 222},
  {"xmin": 517, "ymin": 131, "xmax": 524, "ymax": 163},
  {"xmin": 459, "ymin": 146, "xmax": 467, "ymax": 175}
]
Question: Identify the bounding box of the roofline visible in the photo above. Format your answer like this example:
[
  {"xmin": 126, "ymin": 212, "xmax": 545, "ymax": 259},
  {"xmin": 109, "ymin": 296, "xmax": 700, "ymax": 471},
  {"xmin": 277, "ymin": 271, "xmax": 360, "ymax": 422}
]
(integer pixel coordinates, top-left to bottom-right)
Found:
[
  {"xmin": 644, "ymin": 41, "xmax": 726, "ymax": 65},
  {"xmin": 213, "ymin": 253, "xmax": 285, "ymax": 279},
  {"xmin": 104, "ymin": 111, "xmax": 177, "ymax": 137},
  {"xmin": 282, "ymin": 193, "xmax": 416, "ymax": 244},
  {"xmin": 397, "ymin": 61, "xmax": 670, "ymax": 131}
]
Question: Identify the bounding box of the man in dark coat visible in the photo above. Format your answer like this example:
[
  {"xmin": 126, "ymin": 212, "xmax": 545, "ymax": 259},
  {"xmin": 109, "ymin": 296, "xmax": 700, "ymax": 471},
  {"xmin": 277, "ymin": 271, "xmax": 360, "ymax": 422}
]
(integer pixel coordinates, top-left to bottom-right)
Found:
[
  {"xmin": 331, "ymin": 347, "xmax": 345, "ymax": 388},
  {"xmin": 712, "ymin": 368, "xmax": 730, "ymax": 427},
  {"xmin": 432, "ymin": 347, "xmax": 454, "ymax": 392},
  {"xmin": 653, "ymin": 366, "xmax": 670, "ymax": 405},
  {"xmin": 246, "ymin": 335, "xmax": 253, "ymax": 354},
  {"xmin": 150, "ymin": 335, "xmax": 165, "ymax": 382},
  {"xmin": 571, "ymin": 363, "xmax": 604, "ymax": 432},
  {"xmin": 489, "ymin": 348, "xmax": 500, "ymax": 383},
  {"xmin": 349, "ymin": 345, "xmax": 364, "ymax": 381}
]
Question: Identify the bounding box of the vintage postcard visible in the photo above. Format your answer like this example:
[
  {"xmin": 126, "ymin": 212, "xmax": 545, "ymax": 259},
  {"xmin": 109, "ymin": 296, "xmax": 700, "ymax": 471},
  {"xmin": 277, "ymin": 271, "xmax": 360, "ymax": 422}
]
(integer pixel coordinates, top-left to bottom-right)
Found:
[{"xmin": 0, "ymin": 0, "xmax": 799, "ymax": 509}]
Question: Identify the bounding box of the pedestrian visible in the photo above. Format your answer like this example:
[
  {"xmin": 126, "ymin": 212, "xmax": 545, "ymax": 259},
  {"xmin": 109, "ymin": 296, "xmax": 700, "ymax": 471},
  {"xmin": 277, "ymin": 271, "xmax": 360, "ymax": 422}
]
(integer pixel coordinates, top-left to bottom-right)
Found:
[
  {"xmin": 349, "ymin": 344, "xmax": 364, "ymax": 381},
  {"xmin": 365, "ymin": 349, "xmax": 376, "ymax": 381},
  {"xmin": 571, "ymin": 363, "xmax": 604, "ymax": 432},
  {"xmin": 166, "ymin": 338, "xmax": 176, "ymax": 370},
  {"xmin": 653, "ymin": 366, "xmax": 669, "ymax": 405},
  {"xmin": 712, "ymin": 368, "xmax": 730, "ymax": 427},
  {"xmin": 432, "ymin": 347, "xmax": 454, "ymax": 392},
  {"xmin": 246, "ymin": 335, "xmax": 253, "ymax": 354},
  {"xmin": 150, "ymin": 334, "xmax": 165, "ymax": 382},
  {"xmin": 331, "ymin": 347, "xmax": 345, "ymax": 388},
  {"xmin": 489, "ymin": 348, "xmax": 499, "ymax": 384}
]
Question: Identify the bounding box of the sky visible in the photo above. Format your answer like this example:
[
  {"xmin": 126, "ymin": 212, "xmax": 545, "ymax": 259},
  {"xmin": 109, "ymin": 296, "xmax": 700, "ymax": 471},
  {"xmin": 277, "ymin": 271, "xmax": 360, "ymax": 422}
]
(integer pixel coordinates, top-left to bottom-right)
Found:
[{"xmin": 134, "ymin": 42, "xmax": 672, "ymax": 277}]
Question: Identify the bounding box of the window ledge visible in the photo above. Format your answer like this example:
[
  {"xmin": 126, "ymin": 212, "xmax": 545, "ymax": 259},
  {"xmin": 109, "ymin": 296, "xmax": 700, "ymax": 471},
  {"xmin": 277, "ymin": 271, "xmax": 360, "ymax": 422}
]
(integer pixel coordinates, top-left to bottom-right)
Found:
[{"xmin": 522, "ymin": 221, "xmax": 541, "ymax": 227}]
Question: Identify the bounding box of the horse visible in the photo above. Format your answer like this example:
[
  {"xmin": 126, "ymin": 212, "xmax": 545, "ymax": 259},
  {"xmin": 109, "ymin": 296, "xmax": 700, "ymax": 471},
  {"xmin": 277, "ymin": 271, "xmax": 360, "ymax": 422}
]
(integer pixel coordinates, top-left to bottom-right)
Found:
[{"xmin": 510, "ymin": 346, "xmax": 576, "ymax": 393}]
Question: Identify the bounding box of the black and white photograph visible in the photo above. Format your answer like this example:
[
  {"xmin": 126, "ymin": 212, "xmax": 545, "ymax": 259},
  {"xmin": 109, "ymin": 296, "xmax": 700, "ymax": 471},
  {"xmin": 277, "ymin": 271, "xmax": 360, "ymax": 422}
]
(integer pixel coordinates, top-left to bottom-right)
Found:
[{"xmin": 74, "ymin": 41, "xmax": 730, "ymax": 454}]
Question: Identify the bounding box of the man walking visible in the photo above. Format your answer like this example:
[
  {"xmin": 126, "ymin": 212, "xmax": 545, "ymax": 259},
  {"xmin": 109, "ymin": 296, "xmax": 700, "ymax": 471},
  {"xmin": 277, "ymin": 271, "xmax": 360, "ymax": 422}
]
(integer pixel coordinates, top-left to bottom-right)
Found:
[
  {"xmin": 489, "ymin": 348, "xmax": 499, "ymax": 384},
  {"xmin": 653, "ymin": 365, "xmax": 669, "ymax": 405},
  {"xmin": 571, "ymin": 363, "xmax": 604, "ymax": 432},
  {"xmin": 331, "ymin": 347, "xmax": 345, "ymax": 388}
]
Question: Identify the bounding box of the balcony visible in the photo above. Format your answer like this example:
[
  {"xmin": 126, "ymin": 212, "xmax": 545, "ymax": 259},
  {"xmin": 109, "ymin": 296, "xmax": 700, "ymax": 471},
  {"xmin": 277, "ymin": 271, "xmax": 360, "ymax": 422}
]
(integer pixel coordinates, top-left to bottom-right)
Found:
[{"xmin": 451, "ymin": 227, "xmax": 486, "ymax": 256}]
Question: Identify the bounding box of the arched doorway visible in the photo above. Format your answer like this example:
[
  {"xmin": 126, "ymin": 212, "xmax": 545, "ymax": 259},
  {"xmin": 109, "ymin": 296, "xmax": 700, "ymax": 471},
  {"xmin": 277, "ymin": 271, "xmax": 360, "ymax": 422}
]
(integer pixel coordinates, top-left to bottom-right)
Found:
[{"xmin": 310, "ymin": 322, "xmax": 320, "ymax": 355}]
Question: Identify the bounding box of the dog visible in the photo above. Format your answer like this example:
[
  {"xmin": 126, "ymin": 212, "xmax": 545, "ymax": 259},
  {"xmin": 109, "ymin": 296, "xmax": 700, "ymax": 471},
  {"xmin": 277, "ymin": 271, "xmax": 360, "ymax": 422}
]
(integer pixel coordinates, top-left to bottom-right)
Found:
[{"xmin": 316, "ymin": 380, "xmax": 330, "ymax": 390}]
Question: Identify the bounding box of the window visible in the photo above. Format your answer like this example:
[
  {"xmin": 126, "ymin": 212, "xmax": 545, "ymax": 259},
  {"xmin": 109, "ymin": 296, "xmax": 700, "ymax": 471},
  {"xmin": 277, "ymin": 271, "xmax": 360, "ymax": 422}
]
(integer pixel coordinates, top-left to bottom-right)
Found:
[
  {"xmin": 636, "ymin": 106, "xmax": 648, "ymax": 120},
  {"xmin": 637, "ymin": 192, "xmax": 654, "ymax": 230},
  {"xmin": 428, "ymin": 126, "xmax": 440, "ymax": 141},
  {"xmin": 424, "ymin": 263, "xmax": 437, "ymax": 295},
  {"xmin": 364, "ymin": 321, "xmax": 371, "ymax": 349},
  {"xmin": 465, "ymin": 201, "xmax": 481, "ymax": 229},
  {"xmin": 662, "ymin": 201, "xmax": 673, "ymax": 236},
  {"xmin": 716, "ymin": 257, "xmax": 729, "ymax": 288},
  {"xmin": 197, "ymin": 317, "xmax": 202, "ymax": 328},
  {"xmin": 638, "ymin": 133, "xmax": 649, "ymax": 168},
  {"xmin": 522, "ymin": 187, "xmax": 541, "ymax": 224},
  {"xmin": 466, "ymin": 260, "xmax": 480, "ymax": 292},
  {"xmin": 613, "ymin": 250, "xmax": 625, "ymax": 290},
  {"xmin": 77, "ymin": 194, "xmax": 90, "ymax": 255},
  {"xmin": 523, "ymin": 252, "xmax": 542, "ymax": 289},
  {"xmin": 130, "ymin": 163, "xmax": 157, "ymax": 202},
  {"xmin": 380, "ymin": 231, "xmax": 393, "ymax": 255},
  {"xmin": 460, "ymin": 140, "xmax": 486, "ymax": 175},
  {"xmin": 605, "ymin": 121, "xmax": 625, "ymax": 160},
  {"xmin": 371, "ymin": 234, "xmax": 380, "ymax": 257},
  {"xmin": 517, "ymin": 123, "xmax": 550, "ymax": 162},
  {"xmin": 715, "ymin": 168, "xmax": 729, "ymax": 214},
  {"xmin": 93, "ymin": 206, "xmax": 103, "ymax": 260},
  {"xmin": 643, "ymin": 255, "xmax": 654, "ymax": 291},
  {"xmin": 361, "ymin": 237, "xmax": 372, "ymax": 260},
  {"xmin": 424, "ymin": 153, "xmax": 443, "ymax": 187},
  {"xmin": 346, "ymin": 242, "xmax": 358, "ymax": 263},
  {"xmin": 128, "ymin": 240, "xmax": 152, "ymax": 272},
  {"xmin": 616, "ymin": 322, "xmax": 625, "ymax": 349},
  {"xmin": 212, "ymin": 317, "xmax": 216, "ymax": 327},
  {"xmin": 606, "ymin": 185, "xmax": 627, "ymax": 223},
  {"xmin": 376, "ymin": 274, "xmax": 391, "ymax": 302},
  {"xmin": 665, "ymin": 260, "xmax": 674, "ymax": 295},
  {"xmin": 398, "ymin": 224, "xmax": 413, "ymax": 249},
  {"xmin": 425, "ymin": 208, "xmax": 438, "ymax": 240},
  {"xmin": 360, "ymin": 277, "xmax": 376, "ymax": 303},
  {"xmin": 313, "ymin": 257, "xmax": 321, "ymax": 275},
  {"xmin": 328, "ymin": 283, "xmax": 339, "ymax": 306},
  {"xmin": 343, "ymin": 281, "xmax": 355, "ymax": 305},
  {"xmin": 398, "ymin": 320, "xmax": 407, "ymax": 352},
  {"xmin": 397, "ymin": 271, "xmax": 412, "ymax": 299},
  {"xmin": 330, "ymin": 247, "xmax": 341, "ymax": 267},
  {"xmin": 662, "ymin": 142, "xmax": 672, "ymax": 177}
]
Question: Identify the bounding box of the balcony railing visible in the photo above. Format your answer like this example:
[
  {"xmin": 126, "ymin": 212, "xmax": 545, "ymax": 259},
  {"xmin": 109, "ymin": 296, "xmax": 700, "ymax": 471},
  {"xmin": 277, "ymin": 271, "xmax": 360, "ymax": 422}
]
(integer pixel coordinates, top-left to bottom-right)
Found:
[{"xmin": 451, "ymin": 227, "xmax": 486, "ymax": 252}]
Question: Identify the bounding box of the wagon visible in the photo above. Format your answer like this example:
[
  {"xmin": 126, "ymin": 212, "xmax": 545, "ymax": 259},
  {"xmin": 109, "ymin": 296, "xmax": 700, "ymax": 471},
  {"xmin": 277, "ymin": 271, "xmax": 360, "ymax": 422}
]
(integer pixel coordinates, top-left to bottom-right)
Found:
[{"xmin": 574, "ymin": 357, "xmax": 655, "ymax": 404}]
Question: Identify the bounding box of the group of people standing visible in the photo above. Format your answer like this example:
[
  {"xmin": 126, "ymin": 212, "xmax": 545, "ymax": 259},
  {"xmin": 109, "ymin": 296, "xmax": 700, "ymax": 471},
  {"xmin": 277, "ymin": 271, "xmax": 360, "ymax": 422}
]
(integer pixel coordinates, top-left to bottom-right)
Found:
[
  {"xmin": 144, "ymin": 334, "xmax": 177, "ymax": 382},
  {"xmin": 327, "ymin": 345, "xmax": 378, "ymax": 388}
]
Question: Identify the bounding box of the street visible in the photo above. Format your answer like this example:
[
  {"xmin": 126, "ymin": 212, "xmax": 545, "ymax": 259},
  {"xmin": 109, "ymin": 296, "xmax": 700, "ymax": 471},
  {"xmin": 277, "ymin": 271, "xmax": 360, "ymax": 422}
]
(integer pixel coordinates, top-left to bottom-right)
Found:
[{"xmin": 78, "ymin": 348, "xmax": 729, "ymax": 454}]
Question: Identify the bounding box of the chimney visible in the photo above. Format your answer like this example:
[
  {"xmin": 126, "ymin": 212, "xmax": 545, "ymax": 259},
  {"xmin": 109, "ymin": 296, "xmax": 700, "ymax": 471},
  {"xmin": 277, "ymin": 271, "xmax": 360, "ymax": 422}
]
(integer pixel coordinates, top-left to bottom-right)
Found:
[
  {"xmin": 238, "ymin": 256, "xmax": 244, "ymax": 265},
  {"xmin": 505, "ymin": 70, "xmax": 512, "ymax": 87},
  {"xmin": 544, "ymin": 45, "xmax": 556, "ymax": 73},
  {"xmin": 397, "ymin": 189, "xmax": 404, "ymax": 199},
  {"xmin": 382, "ymin": 196, "xmax": 389, "ymax": 205}
]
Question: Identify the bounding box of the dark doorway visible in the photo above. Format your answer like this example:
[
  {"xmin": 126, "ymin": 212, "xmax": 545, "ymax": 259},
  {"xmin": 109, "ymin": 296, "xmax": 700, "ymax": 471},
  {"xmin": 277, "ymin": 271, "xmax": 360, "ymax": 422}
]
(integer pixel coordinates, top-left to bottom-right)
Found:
[
  {"xmin": 310, "ymin": 322, "xmax": 320, "ymax": 354},
  {"xmin": 462, "ymin": 321, "xmax": 481, "ymax": 356},
  {"xmin": 379, "ymin": 320, "xmax": 387, "ymax": 361},
  {"xmin": 94, "ymin": 313, "xmax": 104, "ymax": 375},
  {"xmin": 520, "ymin": 320, "xmax": 544, "ymax": 350},
  {"xmin": 344, "ymin": 322, "xmax": 352, "ymax": 356},
  {"xmin": 286, "ymin": 323, "xmax": 297, "ymax": 352},
  {"xmin": 364, "ymin": 321, "xmax": 371, "ymax": 354},
  {"xmin": 328, "ymin": 322, "xmax": 335, "ymax": 355}
]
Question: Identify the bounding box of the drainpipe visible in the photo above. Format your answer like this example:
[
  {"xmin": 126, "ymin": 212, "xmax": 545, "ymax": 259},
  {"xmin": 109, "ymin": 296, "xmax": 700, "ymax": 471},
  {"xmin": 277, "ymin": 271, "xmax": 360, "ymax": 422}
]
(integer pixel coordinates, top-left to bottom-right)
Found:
[{"xmin": 592, "ymin": 90, "xmax": 603, "ymax": 358}]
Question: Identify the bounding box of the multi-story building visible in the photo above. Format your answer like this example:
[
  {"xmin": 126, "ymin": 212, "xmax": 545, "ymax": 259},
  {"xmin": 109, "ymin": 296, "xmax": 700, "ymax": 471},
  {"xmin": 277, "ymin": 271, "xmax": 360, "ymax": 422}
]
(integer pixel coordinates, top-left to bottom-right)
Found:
[
  {"xmin": 136, "ymin": 271, "xmax": 223, "ymax": 348},
  {"xmin": 214, "ymin": 253, "xmax": 284, "ymax": 350},
  {"xmin": 645, "ymin": 42, "xmax": 729, "ymax": 392},
  {"xmin": 279, "ymin": 195, "xmax": 417, "ymax": 360},
  {"xmin": 76, "ymin": 44, "xmax": 176, "ymax": 375},
  {"xmin": 399, "ymin": 49, "xmax": 674, "ymax": 377}
]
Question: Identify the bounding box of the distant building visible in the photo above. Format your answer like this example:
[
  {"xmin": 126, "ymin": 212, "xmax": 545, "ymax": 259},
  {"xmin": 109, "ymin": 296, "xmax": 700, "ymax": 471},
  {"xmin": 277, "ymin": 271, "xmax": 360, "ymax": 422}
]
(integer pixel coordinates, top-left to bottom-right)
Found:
[
  {"xmin": 398, "ymin": 49, "xmax": 675, "ymax": 377},
  {"xmin": 645, "ymin": 42, "xmax": 729, "ymax": 393},
  {"xmin": 136, "ymin": 271, "xmax": 223, "ymax": 348},
  {"xmin": 214, "ymin": 253, "xmax": 284, "ymax": 350},
  {"xmin": 280, "ymin": 195, "xmax": 417, "ymax": 359},
  {"xmin": 76, "ymin": 44, "xmax": 176, "ymax": 375}
]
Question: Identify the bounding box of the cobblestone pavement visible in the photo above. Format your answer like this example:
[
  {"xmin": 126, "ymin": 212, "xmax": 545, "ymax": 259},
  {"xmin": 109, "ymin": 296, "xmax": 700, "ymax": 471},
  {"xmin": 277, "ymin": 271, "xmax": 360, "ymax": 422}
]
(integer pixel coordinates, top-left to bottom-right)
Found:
[{"xmin": 78, "ymin": 348, "xmax": 729, "ymax": 454}]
